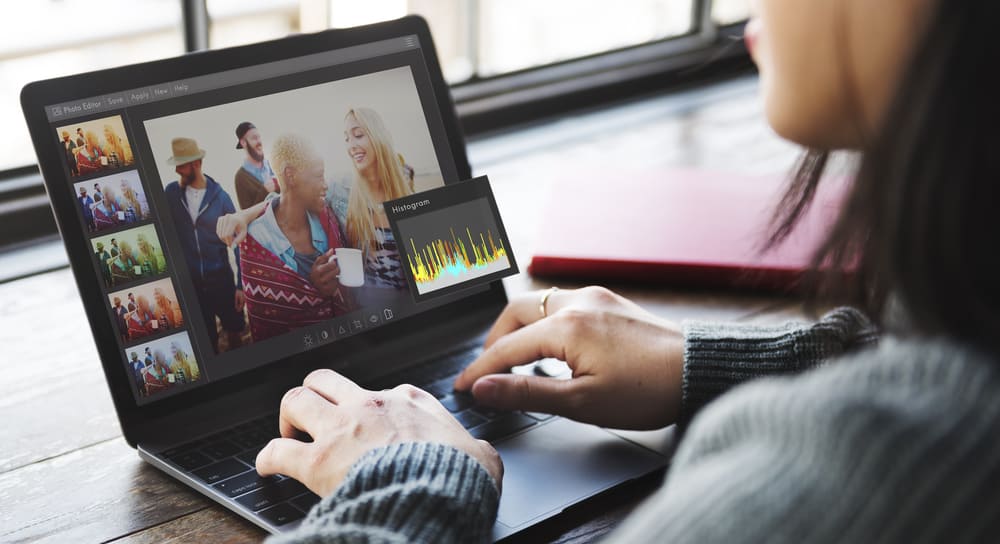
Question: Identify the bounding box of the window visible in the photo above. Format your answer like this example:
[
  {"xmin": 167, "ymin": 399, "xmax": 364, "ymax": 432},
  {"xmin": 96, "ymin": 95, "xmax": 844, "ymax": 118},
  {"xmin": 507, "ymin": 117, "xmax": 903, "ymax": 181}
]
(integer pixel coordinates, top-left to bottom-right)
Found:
[
  {"xmin": 2, "ymin": 0, "xmax": 751, "ymax": 250},
  {"xmin": 0, "ymin": 0, "xmax": 184, "ymax": 173},
  {"xmin": 713, "ymin": 0, "xmax": 752, "ymax": 25},
  {"xmin": 205, "ymin": 0, "xmax": 713, "ymax": 82}
]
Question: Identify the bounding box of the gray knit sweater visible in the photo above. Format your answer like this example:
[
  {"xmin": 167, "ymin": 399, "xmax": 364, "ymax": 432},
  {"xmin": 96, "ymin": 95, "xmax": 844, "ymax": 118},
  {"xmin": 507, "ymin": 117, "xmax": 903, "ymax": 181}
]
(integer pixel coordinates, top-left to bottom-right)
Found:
[{"xmin": 270, "ymin": 308, "xmax": 1000, "ymax": 543}]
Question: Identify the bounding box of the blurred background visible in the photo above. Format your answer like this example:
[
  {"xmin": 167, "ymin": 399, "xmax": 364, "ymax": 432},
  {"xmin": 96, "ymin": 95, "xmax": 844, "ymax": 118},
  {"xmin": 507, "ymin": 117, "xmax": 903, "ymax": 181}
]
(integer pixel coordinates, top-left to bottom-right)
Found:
[{"xmin": 1, "ymin": 0, "xmax": 750, "ymax": 172}]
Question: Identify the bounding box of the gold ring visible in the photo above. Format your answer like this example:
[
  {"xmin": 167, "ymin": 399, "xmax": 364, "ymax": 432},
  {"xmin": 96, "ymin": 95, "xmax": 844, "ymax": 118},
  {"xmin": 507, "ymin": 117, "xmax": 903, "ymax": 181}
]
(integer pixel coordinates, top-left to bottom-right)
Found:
[{"xmin": 539, "ymin": 287, "xmax": 559, "ymax": 318}]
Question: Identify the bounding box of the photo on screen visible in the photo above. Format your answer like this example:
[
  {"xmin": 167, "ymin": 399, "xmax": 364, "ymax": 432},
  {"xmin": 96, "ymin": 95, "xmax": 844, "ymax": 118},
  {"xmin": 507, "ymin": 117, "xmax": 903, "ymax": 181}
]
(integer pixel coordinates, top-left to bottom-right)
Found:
[
  {"xmin": 56, "ymin": 114, "xmax": 135, "ymax": 178},
  {"xmin": 123, "ymin": 332, "xmax": 202, "ymax": 399},
  {"xmin": 90, "ymin": 224, "xmax": 167, "ymax": 289},
  {"xmin": 141, "ymin": 66, "xmax": 445, "ymax": 352},
  {"xmin": 72, "ymin": 170, "xmax": 151, "ymax": 233},
  {"xmin": 107, "ymin": 278, "xmax": 185, "ymax": 344}
]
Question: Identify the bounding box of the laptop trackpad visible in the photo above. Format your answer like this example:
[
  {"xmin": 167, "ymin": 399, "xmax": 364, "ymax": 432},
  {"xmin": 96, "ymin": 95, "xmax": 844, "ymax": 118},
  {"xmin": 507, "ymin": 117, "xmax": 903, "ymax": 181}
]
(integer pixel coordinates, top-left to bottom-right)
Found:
[{"xmin": 493, "ymin": 418, "xmax": 666, "ymax": 529}]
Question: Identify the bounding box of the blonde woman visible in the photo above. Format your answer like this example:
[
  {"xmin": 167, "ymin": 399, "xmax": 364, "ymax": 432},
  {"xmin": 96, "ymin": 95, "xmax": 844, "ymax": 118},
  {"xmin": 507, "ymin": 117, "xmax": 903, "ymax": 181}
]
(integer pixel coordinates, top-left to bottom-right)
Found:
[
  {"xmin": 169, "ymin": 342, "xmax": 199, "ymax": 383},
  {"xmin": 136, "ymin": 233, "xmax": 165, "ymax": 276},
  {"xmin": 103, "ymin": 124, "xmax": 133, "ymax": 167},
  {"xmin": 334, "ymin": 107, "xmax": 414, "ymax": 289},
  {"xmin": 119, "ymin": 178, "xmax": 148, "ymax": 222}
]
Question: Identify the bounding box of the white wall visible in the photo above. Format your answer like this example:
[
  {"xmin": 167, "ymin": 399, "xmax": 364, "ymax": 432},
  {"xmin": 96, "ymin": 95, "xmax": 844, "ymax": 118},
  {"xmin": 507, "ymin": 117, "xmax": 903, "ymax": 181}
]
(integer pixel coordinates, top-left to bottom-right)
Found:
[{"xmin": 143, "ymin": 66, "xmax": 442, "ymax": 210}]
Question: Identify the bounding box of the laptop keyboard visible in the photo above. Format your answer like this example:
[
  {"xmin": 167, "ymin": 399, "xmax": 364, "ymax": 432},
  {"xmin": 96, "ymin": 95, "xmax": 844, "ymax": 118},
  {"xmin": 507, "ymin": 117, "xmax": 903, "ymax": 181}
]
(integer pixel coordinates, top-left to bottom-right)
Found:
[{"xmin": 159, "ymin": 346, "xmax": 554, "ymax": 527}]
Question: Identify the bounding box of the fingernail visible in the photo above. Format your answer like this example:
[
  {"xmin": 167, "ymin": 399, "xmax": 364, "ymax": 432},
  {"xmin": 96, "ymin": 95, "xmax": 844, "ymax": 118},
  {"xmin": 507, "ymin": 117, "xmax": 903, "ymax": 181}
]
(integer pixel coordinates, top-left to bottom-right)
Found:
[{"xmin": 473, "ymin": 378, "xmax": 498, "ymax": 402}]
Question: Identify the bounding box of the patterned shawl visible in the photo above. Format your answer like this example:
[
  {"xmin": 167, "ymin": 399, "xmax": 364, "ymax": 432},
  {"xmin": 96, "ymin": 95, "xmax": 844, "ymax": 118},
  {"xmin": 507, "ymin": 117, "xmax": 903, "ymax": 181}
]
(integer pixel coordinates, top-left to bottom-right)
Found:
[{"xmin": 240, "ymin": 206, "xmax": 355, "ymax": 343}]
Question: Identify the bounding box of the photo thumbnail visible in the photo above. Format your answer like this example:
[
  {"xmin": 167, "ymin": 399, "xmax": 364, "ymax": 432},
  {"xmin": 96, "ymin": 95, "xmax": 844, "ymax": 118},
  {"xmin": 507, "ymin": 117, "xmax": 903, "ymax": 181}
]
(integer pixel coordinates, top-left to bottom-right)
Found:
[
  {"xmin": 141, "ymin": 66, "xmax": 447, "ymax": 352},
  {"xmin": 108, "ymin": 278, "xmax": 185, "ymax": 344},
  {"xmin": 91, "ymin": 224, "xmax": 167, "ymax": 289},
  {"xmin": 124, "ymin": 332, "xmax": 202, "ymax": 398},
  {"xmin": 73, "ymin": 170, "xmax": 151, "ymax": 233},
  {"xmin": 56, "ymin": 114, "xmax": 135, "ymax": 178}
]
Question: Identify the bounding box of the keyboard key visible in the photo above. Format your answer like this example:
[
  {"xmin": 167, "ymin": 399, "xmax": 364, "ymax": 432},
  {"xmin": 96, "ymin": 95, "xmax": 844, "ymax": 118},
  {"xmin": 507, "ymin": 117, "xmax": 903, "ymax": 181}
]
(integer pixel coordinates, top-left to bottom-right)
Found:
[
  {"xmin": 232, "ymin": 431, "xmax": 271, "ymax": 450},
  {"xmin": 440, "ymin": 393, "xmax": 475, "ymax": 413},
  {"xmin": 258, "ymin": 503, "xmax": 305, "ymax": 526},
  {"xmin": 291, "ymin": 492, "xmax": 322, "ymax": 513},
  {"xmin": 203, "ymin": 440, "xmax": 242, "ymax": 459},
  {"xmin": 214, "ymin": 469, "xmax": 279, "ymax": 497},
  {"xmin": 425, "ymin": 377, "xmax": 458, "ymax": 398},
  {"xmin": 470, "ymin": 413, "xmax": 537, "ymax": 442},
  {"xmin": 454, "ymin": 410, "xmax": 487, "ymax": 429},
  {"xmin": 162, "ymin": 440, "xmax": 203, "ymax": 459},
  {"xmin": 237, "ymin": 448, "xmax": 264, "ymax": 467},
  {"xmin": 472, "ymin": 407, "xmax": 504, "ymax": 420},
  {"xmin": 167, "ymin": 449, "xmax": 213, "ymax": 471},
  {"xmin": 524, "ymin": 411, "xmax": 555, "ymax": 421},
  {"xmin": 192, "ymin": 458, "xmax": 251, "ymax": 484},
  {"xmin": 236, "ymin": 478, "xmax": 309, "ymax": 512}
]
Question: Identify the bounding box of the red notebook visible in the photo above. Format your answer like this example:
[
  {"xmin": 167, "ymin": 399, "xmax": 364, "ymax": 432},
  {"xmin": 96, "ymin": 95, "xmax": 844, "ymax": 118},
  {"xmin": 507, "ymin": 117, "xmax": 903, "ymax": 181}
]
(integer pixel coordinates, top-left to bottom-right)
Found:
[{"xmin": 527, "ymin": 169, "xmax": 849, "ymax": 291}]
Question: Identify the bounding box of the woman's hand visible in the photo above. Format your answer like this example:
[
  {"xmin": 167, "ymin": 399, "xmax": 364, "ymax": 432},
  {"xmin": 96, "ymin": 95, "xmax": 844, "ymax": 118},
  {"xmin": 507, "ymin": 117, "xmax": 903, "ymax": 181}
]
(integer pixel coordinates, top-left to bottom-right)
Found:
[
  {"xmin": 454, "ymin": 286, "xmax": 684, "ymax": 430},
  {"xmin": 256, "ymin": 369, "xmax": 503, "ymax": 497}
]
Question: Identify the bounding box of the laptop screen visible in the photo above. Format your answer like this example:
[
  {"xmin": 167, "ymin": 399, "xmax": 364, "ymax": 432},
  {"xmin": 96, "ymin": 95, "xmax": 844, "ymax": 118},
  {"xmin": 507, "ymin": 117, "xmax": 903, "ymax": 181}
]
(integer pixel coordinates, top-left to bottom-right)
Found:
[{"xmin": 42, "ymin": 34, "xmax": 484, "ymax": 405}]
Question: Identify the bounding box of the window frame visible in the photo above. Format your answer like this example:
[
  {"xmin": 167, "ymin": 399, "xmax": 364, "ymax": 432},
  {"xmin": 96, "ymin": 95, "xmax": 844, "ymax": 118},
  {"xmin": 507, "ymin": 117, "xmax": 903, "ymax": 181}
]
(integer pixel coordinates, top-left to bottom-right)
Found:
[{"xmin": 0, "ymin": 0, "xmax": 751, "ymax": 250}]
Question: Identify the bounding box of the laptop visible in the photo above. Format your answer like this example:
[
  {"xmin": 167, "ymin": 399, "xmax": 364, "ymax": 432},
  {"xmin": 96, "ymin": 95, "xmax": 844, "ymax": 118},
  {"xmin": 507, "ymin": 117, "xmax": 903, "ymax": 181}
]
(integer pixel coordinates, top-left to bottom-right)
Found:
[{"xmin": 20, "ymin": 16, "xmax": 669, "ymax": 540}]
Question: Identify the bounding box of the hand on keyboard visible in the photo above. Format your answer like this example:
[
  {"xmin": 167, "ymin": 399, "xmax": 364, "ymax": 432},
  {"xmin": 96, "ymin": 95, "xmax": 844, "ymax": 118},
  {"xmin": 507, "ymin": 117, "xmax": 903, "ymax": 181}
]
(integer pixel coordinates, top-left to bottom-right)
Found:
[
  {"xmin": 453, "ymin": 286, "xmax": 684, "ymax": 430},
  {"xmin": 256, "ymin": 369, "xmax": 504, "ymax": 497}
]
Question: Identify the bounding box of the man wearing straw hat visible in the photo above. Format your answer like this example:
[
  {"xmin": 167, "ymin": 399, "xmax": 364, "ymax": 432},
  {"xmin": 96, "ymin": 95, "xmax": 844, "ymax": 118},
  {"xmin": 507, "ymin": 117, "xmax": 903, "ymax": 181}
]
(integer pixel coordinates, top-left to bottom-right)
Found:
[{"xmin": 163, "ymin": 137, "xmax": 245, "ymax": 352}]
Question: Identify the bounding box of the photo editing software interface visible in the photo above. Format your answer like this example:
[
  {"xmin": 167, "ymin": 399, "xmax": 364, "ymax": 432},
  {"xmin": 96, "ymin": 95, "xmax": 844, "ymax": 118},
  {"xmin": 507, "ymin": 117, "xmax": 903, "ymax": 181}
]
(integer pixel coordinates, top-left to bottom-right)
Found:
[{"xmin": 44, "ymin": 35, "xmax": 516, "ymax": 405}]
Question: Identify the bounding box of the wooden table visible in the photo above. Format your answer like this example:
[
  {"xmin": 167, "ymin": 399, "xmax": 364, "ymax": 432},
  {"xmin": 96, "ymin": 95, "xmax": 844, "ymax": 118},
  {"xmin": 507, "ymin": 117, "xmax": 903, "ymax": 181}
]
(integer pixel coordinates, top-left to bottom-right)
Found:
[{"xmin": 1, "ymin": 76, "xmax": 808, "ymax": 543}]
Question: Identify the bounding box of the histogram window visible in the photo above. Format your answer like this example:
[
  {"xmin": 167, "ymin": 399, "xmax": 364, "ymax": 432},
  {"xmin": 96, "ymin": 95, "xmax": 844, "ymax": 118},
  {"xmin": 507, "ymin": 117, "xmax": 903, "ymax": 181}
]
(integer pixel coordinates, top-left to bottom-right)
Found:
[{"xmin": 384, "ymin": 176, "xmax": 517, "ymax": 303}]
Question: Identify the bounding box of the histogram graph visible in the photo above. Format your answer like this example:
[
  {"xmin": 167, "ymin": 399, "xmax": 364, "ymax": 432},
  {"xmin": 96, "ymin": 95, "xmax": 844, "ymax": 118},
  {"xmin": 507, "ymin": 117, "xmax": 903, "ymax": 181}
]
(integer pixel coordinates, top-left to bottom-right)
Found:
[
  {"xmin": 407, "ymin": 225, "xmax": 510, "ymax": 293},
  {"xmin": 385, "ymin": 176, "xmax": 518, "ymax": 302}
]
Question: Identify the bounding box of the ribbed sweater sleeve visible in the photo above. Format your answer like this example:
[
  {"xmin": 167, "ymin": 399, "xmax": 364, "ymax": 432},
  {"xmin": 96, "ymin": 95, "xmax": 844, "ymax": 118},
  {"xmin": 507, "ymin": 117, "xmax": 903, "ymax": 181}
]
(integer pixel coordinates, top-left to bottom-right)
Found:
[
  {"xmin": 268, "ymin": 442, "xmax": 499, "ymax": 544},
  {"xmin": 680, "ymin": 306, "xmax": 877, "ymax": 425},
  {"xmin": 610, "ymin": 339, "xmax": 1000, "ymax": 543}
]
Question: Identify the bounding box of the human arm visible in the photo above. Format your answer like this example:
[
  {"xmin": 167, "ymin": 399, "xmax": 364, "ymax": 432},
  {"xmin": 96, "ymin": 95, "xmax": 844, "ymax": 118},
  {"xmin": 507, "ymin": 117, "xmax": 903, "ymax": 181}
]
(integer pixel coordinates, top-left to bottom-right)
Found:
[
  {"xmin": 607, "ymin": 339, "xmax": 999, "ymax": 542},
  {"xmin": 216, "ymin": 200, "xmax": 268, "ymax": 247},
  {"xmin": 454, "ymin": 287, "xmax": 876, "ymax": 429},
  {"xmin": 679, "ymin": 306, "xmax": 876, "ymax": 424},
  {"xmin": 257, "ymin": 370, "xmax": 502, "ymax": 543},
  {"xmin": 266, "ymin": 443, "xmax": 498, "ymax": 544},
  {"xmin": 221, "ymin": 195, "xmax": 244, "ymax": 292}
]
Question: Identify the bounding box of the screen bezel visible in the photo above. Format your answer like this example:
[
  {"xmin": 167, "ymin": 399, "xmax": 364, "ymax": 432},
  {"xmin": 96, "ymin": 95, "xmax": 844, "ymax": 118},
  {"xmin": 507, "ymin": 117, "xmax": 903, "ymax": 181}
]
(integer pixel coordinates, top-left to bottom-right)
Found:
[{"xmin": 21, "ymin": 15, "xmax": 508, "ymax": 445}]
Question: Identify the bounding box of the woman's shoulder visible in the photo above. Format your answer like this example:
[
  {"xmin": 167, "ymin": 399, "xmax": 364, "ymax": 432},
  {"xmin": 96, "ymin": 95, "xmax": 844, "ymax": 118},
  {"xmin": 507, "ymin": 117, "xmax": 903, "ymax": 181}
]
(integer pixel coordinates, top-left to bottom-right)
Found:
[
  {"xmin": 691, "ymin": 336, "xmax": 1000, "ymax": 438},
  {"xmin": 661, "ymin": 338, "xmax": 1000, "ymax": 542}
]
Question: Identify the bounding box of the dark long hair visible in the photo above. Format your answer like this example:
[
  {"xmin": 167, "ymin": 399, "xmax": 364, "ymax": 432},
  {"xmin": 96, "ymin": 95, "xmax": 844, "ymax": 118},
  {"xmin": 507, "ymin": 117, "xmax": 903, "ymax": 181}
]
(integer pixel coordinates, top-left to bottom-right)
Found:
[{"xmin": 769, "ymin": 1, "xmax": 1000, "ymax": 351}]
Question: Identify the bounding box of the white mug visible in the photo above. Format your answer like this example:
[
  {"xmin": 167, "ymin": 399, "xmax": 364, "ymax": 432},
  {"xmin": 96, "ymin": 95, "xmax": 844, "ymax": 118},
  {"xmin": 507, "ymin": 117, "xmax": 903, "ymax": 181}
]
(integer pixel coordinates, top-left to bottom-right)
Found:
[{"xmin": 332, "ymin": 248, "xmax": 365, "ymax": 287}]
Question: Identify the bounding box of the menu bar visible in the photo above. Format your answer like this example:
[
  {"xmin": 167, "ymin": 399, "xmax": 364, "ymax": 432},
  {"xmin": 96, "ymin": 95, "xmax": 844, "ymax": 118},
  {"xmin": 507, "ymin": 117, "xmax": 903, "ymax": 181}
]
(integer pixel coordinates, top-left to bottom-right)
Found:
[{"xmin": 46, "ymin": 35, "xmax": 418, "ymax": 122}]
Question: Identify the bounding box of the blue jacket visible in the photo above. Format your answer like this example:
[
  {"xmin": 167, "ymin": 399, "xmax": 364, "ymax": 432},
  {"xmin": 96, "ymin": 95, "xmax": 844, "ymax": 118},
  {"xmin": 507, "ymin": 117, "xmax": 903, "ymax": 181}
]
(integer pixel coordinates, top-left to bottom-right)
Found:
[{"xmin": 164, "ymin": 174, "xmax": 241, "ymax": 289}]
